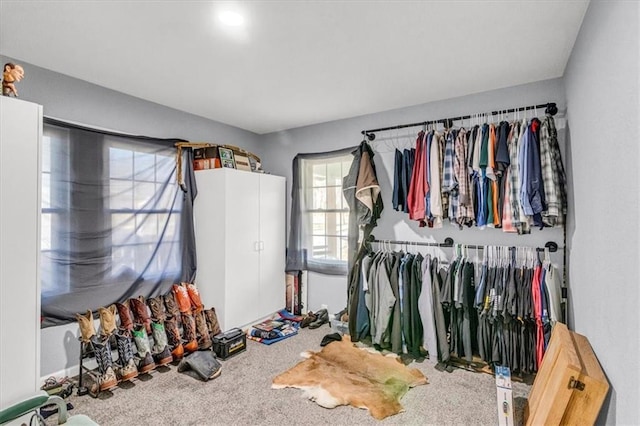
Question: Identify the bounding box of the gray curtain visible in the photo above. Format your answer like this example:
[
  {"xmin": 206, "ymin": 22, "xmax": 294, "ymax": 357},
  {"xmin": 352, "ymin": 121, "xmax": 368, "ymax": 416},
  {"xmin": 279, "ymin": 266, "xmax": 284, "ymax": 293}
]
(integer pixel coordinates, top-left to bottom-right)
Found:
[
  {"xmin": 286, "ymin": 147, "xmax": 355, "ymax": 276},
  {"xmin": 40, "ymin": 118, "xmax": 197, "ymax": 327}
]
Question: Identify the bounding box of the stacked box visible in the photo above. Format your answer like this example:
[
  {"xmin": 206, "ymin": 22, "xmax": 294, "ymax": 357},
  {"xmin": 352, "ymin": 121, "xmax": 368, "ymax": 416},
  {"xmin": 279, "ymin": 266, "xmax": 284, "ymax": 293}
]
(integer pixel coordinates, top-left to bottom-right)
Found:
[{"xmin": 193, "ymin": 147, "xmax": 221, "ymax": 170}]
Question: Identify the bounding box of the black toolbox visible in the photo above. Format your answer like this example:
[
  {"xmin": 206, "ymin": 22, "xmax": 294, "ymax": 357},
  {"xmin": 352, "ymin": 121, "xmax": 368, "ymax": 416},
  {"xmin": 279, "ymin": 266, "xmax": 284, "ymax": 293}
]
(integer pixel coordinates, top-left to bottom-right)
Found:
[{"xmin": 212, "ymin": 328, "xmax": 246, "ymax": 360}]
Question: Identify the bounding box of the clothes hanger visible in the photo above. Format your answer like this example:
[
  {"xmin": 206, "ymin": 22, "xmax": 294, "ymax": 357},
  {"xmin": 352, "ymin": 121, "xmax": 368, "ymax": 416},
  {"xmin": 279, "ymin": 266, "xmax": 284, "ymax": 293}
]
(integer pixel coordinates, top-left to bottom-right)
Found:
[{"xmin": 544, "ymin": 247, "xmax": 550, "ymax": 265}]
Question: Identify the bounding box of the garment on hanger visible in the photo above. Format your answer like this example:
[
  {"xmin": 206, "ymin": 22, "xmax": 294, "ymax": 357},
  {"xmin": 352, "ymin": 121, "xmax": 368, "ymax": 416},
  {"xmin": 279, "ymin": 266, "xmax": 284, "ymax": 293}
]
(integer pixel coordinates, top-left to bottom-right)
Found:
[{"xmin": 390, "ymin": 114, "xmax": 566, "ymax": 232}]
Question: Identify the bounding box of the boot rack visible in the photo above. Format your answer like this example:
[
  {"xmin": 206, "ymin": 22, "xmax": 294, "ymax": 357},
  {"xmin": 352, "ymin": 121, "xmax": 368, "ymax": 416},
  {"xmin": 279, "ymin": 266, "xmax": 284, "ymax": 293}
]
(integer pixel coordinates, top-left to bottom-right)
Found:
[
  {"xmin": 76, "ymin": 335, "xmax": 163, "ymax": 399},
  {"xmin": 77, "ymin": 338, "xmax": 105, "ymax": 398}
]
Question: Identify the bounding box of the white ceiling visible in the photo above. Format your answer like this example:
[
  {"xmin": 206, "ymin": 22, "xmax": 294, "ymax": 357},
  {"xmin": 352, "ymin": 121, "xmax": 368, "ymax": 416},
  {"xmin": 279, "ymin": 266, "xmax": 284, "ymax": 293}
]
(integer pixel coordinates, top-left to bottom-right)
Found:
[{"xmin": 0, "ymin": 1, "xmax": 589, "ymax": 134}]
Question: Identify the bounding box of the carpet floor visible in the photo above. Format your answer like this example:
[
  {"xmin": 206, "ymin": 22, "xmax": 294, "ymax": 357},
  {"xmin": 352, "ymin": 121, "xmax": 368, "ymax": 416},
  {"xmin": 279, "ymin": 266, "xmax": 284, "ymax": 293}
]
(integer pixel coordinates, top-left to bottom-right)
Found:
[{"xmin": 60, "ymin": 325, "xmax": 531, "ymax": 425}]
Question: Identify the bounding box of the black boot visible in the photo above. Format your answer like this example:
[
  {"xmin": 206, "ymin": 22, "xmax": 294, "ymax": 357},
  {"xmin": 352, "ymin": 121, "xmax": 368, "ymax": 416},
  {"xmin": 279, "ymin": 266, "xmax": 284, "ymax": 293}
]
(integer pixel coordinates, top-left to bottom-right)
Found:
[
  {"xmin": 90, "ymin": 335, "xmax": 119, "ymax": 391},
  {"xmin": 114, "ymin": 332, "xmax": 139, "ymax": 382}
]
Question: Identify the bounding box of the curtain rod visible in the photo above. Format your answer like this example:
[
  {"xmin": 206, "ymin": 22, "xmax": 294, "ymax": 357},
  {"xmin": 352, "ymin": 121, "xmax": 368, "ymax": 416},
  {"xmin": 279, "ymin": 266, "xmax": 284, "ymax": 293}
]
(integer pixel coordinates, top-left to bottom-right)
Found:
[
  {"xmin": 366, "ymin": 236, "xmax": 559, "ymax": 253},
  {"xmin": 361, "ymin": 102, "xmax": 558, "ymax": 141}
]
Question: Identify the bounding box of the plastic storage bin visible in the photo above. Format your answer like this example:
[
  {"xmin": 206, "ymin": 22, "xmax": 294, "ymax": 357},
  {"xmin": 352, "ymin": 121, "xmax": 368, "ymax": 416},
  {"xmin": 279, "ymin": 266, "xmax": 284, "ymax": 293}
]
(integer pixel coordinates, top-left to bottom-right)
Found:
[{"xmin": 330, "ymin": 317, "xmax": 349, "ymax": 335}]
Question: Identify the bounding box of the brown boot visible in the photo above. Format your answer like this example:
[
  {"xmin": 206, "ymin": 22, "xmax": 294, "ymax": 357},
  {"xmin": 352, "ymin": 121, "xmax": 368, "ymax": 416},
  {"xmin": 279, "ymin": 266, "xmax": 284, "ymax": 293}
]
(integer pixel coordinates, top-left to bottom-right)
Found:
[
  {"xmin": 194, "ymin": 309, "xmax": 212, "ymax": 350},
  {"xmin": 129, "ymin": 296, "xmax": 152, "ymax": 335},
  {"xmin": 181, "ymin": 312, "xmax": 198, "ymax": 353},
  {"xmin": 172, "ymin": 284, "xmax": 192, "ymax": 314},
  {"xmin": 76, "ymin": 310, "xmax": 96, "ymax": 343},
  {"xmin": 115, "ymin": 301, "xmax": 134, "ymax": 332},
  {"xmin": 204, "ymin": 307, "xmax": 222, "ymax": 336},
  {"xmin": 147, "ymin": 295, "xmax": 166, "ymax": 322},
  {"xmin": 186, "ymin": 283, "xmax": 204, "ymax": 311},
  {"xmin": 164, "ymin": 316, "xmax": 185, "ymax": 361},
  {"xmin": 163, "ymin": 293, "xmax": 181, "ymax": 325},
  {"xmin": 98, "ymin": 305, "xmax": 117, "ymax": 337}
]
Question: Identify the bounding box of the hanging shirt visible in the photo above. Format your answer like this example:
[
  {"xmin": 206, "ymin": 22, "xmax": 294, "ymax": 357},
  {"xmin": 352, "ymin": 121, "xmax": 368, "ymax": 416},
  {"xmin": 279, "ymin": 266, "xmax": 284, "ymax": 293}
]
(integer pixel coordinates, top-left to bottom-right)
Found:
[
  {"xmin": 430, "ymin": 132, "xmax": 444, "ymax": 228},
  {"xmin": 472, "ymin": 126, "xmax": 482, "ymax": 172},
  {"xmin": 454, "ymin": 128, "xmax": 474, "ymax": 227},
  {"xmin": 495, "ymin": 121, "xmax": 511, "ymax": 173},
  {"xmin": 424, "ymin": 131, "xmax": 433, "ymax": 222},
  {"xmin": 407, "ymin": 132, "xmax": 427, "ymax": 222},
  {"xmin": 392, "ymin": 149, "xmax": 404, "ymax": 211},
  {"xmin": 442, "ymin": 130, "xmax": 458, "ymax": 223},
  {"xmin": 540, "ymin": 115, "xmax": 567, "ymax": 227},
  {"xmin": 520, "ymin": 118, "xmax": 546, "ymax": 229},
  {"xmin": 544, "ymin": 261, "xmax": 563, "ymax": 324},
  {"xmin": 486, "ymin": 124, "xmax": 497, "ymax": 181},
  {"xmin": 418, "ymin": 255, "xmax": 438, "ymax": 358},
  {"xmin": 439, "ymin": 131, "xmax": 450, "ymax": 218},
  {"xmin": 501, "ymin": 167, "xmax": 517, "ymax": 232},
  {"xmin": 401, "ymin": 149, "xmax": 414, "ymax": 214}
]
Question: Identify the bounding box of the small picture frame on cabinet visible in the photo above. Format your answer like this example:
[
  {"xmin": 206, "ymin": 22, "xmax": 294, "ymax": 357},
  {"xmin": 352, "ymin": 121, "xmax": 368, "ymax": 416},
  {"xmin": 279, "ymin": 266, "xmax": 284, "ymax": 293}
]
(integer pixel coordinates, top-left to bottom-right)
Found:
[{"xmin": 218, "ymin": 147, "xmax": 236, "ymax": 169}]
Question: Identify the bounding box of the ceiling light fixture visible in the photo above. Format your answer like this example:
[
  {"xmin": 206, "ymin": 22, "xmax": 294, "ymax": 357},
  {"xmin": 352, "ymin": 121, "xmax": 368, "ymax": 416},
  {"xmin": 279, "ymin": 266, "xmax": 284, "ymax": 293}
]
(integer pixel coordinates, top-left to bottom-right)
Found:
[{"xmin": 219, "ymin": 11, "xmax": 244, "ymax": 27}]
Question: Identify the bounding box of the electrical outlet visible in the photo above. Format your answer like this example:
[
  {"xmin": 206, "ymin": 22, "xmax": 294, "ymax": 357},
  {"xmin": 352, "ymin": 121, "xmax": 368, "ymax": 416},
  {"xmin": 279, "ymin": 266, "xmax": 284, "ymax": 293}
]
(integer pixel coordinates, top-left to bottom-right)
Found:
[{"xmin": 321, "ymin": 304, "xmax": 328, "ymax": 311}]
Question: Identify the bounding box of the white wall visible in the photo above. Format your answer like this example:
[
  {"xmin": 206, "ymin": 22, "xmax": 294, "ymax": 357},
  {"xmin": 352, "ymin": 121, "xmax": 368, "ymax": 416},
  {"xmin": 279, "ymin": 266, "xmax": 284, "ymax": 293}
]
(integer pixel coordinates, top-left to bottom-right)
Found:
[
  {"xmin": 0, "ymin": 56, "xmax": 263, "ymax": 154},
  {"xmin": 563, "ymin": 1, "xmax": 640, "ymax": 424},
  {"xmin": 0, "ymin": 55, "xmax": 266, "ymax": 379},
  {"xmin": 262, "ymin": 78, "xmax": 567, "ymax": 312}
]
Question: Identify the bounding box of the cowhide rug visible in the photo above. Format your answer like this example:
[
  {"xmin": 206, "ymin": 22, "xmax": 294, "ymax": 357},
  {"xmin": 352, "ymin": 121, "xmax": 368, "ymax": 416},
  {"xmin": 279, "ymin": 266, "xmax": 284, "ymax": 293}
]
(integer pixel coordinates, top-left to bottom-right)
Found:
[{"xmin": 272, "ymin": 336, "xmax": 428, "ymax": 419}]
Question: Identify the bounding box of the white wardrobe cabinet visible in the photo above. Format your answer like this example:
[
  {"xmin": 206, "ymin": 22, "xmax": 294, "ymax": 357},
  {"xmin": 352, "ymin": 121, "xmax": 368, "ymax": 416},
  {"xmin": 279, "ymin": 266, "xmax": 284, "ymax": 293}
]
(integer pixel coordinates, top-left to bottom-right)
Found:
[
  {"xmin": 0, "ymin": 97, "xmax": 42, "ymax": 410},
  {"xmin": 194, "ymin": 168, "xmax": 286, "ymax": 331}
]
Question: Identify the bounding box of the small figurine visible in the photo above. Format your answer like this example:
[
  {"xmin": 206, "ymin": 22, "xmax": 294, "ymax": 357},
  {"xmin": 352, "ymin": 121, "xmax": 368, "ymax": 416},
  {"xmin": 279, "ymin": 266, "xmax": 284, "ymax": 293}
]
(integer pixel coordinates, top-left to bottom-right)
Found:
[{"xmin": 2, "ymin": 63, "xmax": 25, "ymax": 97}]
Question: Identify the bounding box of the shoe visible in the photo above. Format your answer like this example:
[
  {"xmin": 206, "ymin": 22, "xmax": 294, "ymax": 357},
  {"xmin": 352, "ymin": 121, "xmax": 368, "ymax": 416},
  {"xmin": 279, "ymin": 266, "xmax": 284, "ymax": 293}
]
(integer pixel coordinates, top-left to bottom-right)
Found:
[
  {"xmin": 172, "ymin": 283, "xmax": 192, "ymax": 314},
  {"xmin": 164, "ymin": 292, "xmax": 181, "ymax": 323},
  {"xmin": 181, "ymin": 312, "xmax": 198, "ymax": 353},
  {"xmin": 76, "ymin": 310, "xmax": 96, "ymax": 343},
  {"xmin": 194, "ymin": 309, "xmax": 212, "ymax": 350},
  {"xmin": 90, "ymin": 335, "xmax": 119, "ymax": 391},
  {"xmin": 150, "ymin": 321, "xmax": 173, "ymax": 366},
  {"xmin": 164, "ymin": 316, "xmax": 185, "ymax": 361},
  {"xmin": 300, "ymin": 311, "xmax": 317, "ymax": 328},
  {"xmin": 132, "ymin": 325, "xmax": 156, "ymax": 373},
  {"xmin": 186, "ymin": 283, "xmax": 204, "ymax": 311},
  {"xmin": 204, "ymin": 308, "xmax": 222, "ymax": 337},
  {"xmin": 147, "ymin": 295, "xmax": 167, "ymax": 322},
  {"xmin": 115, "ymin": 301, "xmax": 134, "ymax": 332},
  {"xmin": 153, "ymin": 345, "xmax": 173, "ymax": 367},
  {"xmin": 129, "ymin": 297, "xmax": 152, "ymax": 335},
  {"xmin": 308, "ymin": 309, "xmax": 329, "ymax": 329},
  {"xmin": 98, "ymin": 305, "xmax": 117, "ymax": 337},
  {"xmin": 114, "ymin": 331, "xmax": 139, "ymax": 382}
]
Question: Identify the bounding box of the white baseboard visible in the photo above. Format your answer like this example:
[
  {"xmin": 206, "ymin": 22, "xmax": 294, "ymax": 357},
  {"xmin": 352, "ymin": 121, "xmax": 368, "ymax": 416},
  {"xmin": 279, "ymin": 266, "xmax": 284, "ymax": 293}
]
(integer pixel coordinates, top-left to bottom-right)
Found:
[{"xmin": 40, "ymin": 364, "xmax": 82, "ymax": 386}]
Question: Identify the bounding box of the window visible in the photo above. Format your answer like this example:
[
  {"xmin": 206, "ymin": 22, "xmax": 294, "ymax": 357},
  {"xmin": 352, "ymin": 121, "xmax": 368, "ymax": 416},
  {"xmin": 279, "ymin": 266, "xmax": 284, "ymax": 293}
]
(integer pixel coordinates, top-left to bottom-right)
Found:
[
  {"xmin": 289, "ymin": 152, "xmax": 352, "ymax": 275},
  {"xmin": 108, "ymin": 142, "xmax": 180, "ymax": 278},
  {"xmin": 40, "ymin": 128, "xmax": 71, "ymax": 295},
  {"xmin": 302, "ymin": 155, "xmax": 352, "ymax": 263},
  {"xmin": 40, "ymin": 120, "xmax": 190, "ymax": 327}
]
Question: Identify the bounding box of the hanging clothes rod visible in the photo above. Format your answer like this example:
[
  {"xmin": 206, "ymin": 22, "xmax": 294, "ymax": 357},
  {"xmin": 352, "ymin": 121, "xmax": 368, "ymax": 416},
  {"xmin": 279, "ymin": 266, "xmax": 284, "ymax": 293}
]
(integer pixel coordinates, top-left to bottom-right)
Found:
[
  {"xmin": 366, "ymin": 236, "xmax": 559, "ymax": 253},
  {"xmin": 361, "ymin": 102, "xmax": 558, "ymax": 141}
]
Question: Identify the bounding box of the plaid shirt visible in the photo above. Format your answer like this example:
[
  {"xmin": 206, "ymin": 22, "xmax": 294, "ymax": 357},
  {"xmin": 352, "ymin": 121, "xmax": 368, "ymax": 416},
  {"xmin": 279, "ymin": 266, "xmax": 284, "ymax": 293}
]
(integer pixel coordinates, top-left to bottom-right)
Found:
[
  {"xmin": 439, "ymin": 132, "xmax": 450, "ymax": 220},
  {"xmin": 541, "ymin": 115, "xmax": 567, "ymax": 227},
  {"xmin": 539, "ymin": 117, "xmax": 558, "ymax": 225},
  {"xmin": 454, "ymin": 129, "xmax": 474, "ymax": 226},
  {"xmin": 442, "ymin": 130, "xmax": 458, "ymax": 223}
]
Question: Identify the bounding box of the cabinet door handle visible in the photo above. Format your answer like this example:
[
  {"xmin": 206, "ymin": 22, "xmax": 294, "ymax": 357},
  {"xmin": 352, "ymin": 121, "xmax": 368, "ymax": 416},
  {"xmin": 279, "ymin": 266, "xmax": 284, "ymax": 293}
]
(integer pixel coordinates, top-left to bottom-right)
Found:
[
  {"xmin": 254, "ymin": 242, "xmax": 259, "ymax": 251},
  {"xmin": 259, "ymin": 241, "xmax": 265, "ymax": 251}
]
